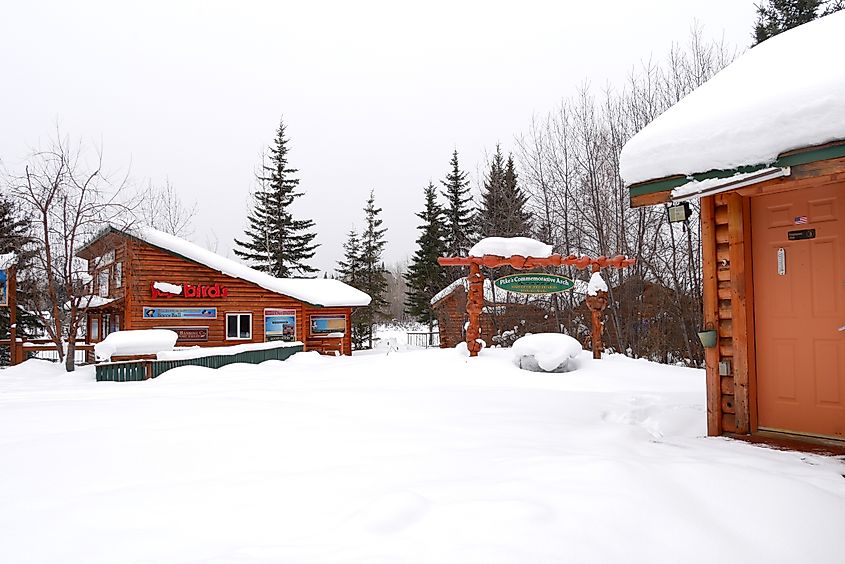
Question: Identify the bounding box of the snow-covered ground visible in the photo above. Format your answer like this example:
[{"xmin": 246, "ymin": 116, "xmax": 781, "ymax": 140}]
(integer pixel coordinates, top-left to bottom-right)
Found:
[{"xmin": 1, "ymin": 348, "xmax": 844, "ymax": 563}]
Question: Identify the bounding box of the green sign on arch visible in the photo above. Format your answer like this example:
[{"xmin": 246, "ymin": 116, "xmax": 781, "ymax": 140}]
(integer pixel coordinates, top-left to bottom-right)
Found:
[{"xmin": 493, "ymin": 273, "xmax": 575, "ymax": 295}]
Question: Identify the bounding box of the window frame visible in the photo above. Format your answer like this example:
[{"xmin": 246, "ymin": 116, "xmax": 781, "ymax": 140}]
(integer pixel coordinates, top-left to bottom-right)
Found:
[{"xmin": 225, "ymin": 312, "xmax": 253, "ymax": 341}]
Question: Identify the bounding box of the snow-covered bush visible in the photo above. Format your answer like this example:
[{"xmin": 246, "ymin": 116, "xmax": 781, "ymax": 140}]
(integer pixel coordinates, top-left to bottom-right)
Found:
[{"xmin": 512, "ymin": 333, "xmax": 582, "ymax": 372}]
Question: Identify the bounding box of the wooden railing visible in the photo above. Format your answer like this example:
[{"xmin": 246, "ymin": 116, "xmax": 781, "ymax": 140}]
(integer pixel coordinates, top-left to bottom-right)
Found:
[
  {"xmin": 0, "ymin": 339, "xmax": 95, "ymax": 365},
  {"xmin": 406, "ymin": 332, "xmax": 440, "ymax": 348}
]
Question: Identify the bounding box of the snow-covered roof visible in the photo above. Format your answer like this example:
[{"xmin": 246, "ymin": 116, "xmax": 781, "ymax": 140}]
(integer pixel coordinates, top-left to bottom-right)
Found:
[
  {"xmin": 84, "ymin": 226, "xmax": 371, "ymax": 308},
  {"xmin": 430, "ymin": 277, "xmax": 495, "ymax": 306},
  {"xmin": 68, "ymin": 295, "xmax": 117, "ymax": 310},
  {"xmin": 469, "ymin": 237, "xmax": 553, "ymax": 258},
  {"xmin": 620, "ymin": 11, "xmax": 845, "ymax": 187}
]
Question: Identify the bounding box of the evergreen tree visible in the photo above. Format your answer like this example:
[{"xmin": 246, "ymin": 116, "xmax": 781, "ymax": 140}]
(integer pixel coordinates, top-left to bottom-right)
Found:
[
  {"xmin": 335, "ymin": 228, "xmax": 362, "ymax": 286},
  {"xmin": 753, "ymin": 0, "xmax": 843, "ymax": 45},
  {"xmin": 0, "ymin": 195, "xmax": 41, "ymax": 364},
  {"xmin": 502, "ymin": 155, "xmax": 533, "ymax": 237},
  {"xmin": 476, "ymin": 145, "xmax": 532, "ymax": 239},
  {"xmin": 336, "ymin": 227, "xmax": 367, "ymax": 350},
  {"xmin": 476, "ymin": 144, "xmax": 506, "ymax": 240},
  {"xmin": 440, "ymin": 149, "xmax": 474, "ymax": 257},
  {"xmin": 357, "ymin": 190, "xmax": 388, "ymax": 349},
  {"xmin": 404, "ymin": 182, "xmax": 448, "ymax": 330},
  {"xmin": 234, "ymin": 118, "xmax": 319, "ymax": 277}
]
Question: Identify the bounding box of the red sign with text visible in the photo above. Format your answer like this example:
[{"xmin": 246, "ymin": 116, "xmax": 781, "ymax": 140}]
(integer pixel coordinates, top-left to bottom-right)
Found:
[{"xmin": 151, "ymin": 282, "xmax": 229, "ymax": 299}]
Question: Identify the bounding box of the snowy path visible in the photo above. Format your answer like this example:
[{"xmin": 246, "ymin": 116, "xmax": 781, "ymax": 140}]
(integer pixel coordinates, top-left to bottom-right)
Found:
[{"xmin": 1, "ymin": 349, "xmax": 843, "ymax": 563}]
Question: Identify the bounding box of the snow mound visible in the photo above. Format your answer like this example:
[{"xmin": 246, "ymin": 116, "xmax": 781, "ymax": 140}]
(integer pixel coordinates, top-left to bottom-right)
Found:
[
  {"xmin": 587, "ymin": 272, "xmax": 607, "ymax": 296},
  {"xmin": 94, "ymin": 329, "xmax": 178, "ymax": 361},
  {"xmin": 512, "ymin": 333, "xmax": 582, "ymax": 372},
  {"xmin": 156, "ymin": 340, "xmax": 301, "ymax": 361},
  {"xmin": 620, "ymin": 11, "xmax": 845, "ymax": 186},
  {"xmin": 469, "ymin": 237, "xmax": 553, "ymax": 258}
]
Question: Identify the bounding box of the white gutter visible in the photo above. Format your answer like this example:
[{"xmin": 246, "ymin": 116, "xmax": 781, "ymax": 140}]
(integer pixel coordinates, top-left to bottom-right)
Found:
[{"xmin": 671, "ymin": 167, "xmax": 791, "ymax": 202}]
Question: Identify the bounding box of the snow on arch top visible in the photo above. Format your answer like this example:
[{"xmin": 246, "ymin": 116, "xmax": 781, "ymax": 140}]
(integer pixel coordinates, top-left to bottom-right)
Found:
[
  {"xmin": 619, "ymin": 11, "xmax": 845, "ymax": 187},
  {"xmin": 468, "ymin": 237, "xmax": 553, "ymax": 258}
]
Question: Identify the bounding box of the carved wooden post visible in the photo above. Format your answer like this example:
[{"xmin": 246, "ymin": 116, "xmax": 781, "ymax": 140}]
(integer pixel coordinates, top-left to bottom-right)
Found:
[
  {"xmin": 439, "ymin": 252, "xmax": 634, "ymax": 360},
  {"xmin": 465, "ymin": 262, "xmax": 484, "ymax": 357},
  {"xmin": 584, "ymin": 265, "xmax": 608, "ymax": 360},
  {"xmin": 6, "ymin": 266, "xmax": 19, "ymax": 365}
]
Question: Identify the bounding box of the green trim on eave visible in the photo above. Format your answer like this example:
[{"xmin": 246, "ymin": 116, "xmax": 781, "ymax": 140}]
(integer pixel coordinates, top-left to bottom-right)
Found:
[{"xmin": 628, "ymin": 141, "xmax": 845, "ymax": 198}]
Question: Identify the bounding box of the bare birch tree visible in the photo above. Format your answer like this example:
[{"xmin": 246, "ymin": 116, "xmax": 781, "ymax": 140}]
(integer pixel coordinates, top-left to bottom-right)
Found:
[{"xmin": 7, "ymin": 131, "xmax": 139, "ymax": 371}]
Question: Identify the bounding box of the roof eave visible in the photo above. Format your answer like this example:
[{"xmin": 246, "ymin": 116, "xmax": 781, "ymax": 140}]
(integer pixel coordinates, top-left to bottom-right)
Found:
[{"xmin": 627, "ymin": 139, "xmax": 845, "ymax": 205}]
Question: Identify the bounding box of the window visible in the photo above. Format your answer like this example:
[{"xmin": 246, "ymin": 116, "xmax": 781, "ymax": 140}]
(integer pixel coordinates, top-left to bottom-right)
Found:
[
  {"xmin": 90, "ymin": 318, "xmax": 99, "ymax": 340},
  {"xmin": 99, "ymin": 269, "xmax": 109, "ymax": 298},
  {"xmin": 102, "ymin": 313, "xmax": 111, "ymax": 337},
  {"xmin": 226, "ymin": 313, "xmax": 252, "ymax": 340},
  {"xmin": 114, "ymin": 262, "xmax": 122, "ymax": 289}
]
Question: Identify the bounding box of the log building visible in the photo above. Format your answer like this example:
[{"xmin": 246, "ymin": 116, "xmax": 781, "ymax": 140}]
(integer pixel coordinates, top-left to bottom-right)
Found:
[
  {"xmin": 76, "ymin": 226, "xmax": 370, "ymax": 356},
  {"xmin": 622, "ymin": 14, "xmax": 844, "ymax": 445}
]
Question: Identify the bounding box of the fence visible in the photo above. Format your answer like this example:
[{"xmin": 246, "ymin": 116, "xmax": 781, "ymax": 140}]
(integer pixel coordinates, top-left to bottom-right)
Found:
[
  {"xmin": 406, "ymin": 331, "xmax": 440, "ymax": 348},
  {"xmin": 95, "ymin": 343, "xmax": 304, "ymax": 382},
  {"xmin": 0, "ymin": 339, "xmax": 94, "ymax": 366}
]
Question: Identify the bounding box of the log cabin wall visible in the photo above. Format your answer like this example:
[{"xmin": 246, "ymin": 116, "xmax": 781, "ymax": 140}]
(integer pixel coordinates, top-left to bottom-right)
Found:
[
  {"xmin": 84, "ymin": 236, "xmax": 354, "ymax": 355},
  {"xmin": 434, "ymin": 290, "xmax": 467, "ymax": 348},
  {"xmin": 638, "ymin": 153, "xmax": 845, "ymax": 440},
  {"xmin": 702, "ymin": 192, "xmax": 756, "ymax": 436},
  {"xmin": 125, "ymin": 240, "xmax": 307, "ymax": 344}
]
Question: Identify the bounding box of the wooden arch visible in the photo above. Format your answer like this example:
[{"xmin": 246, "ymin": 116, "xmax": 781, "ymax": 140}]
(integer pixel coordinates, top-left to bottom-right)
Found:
[{"xmin": 437, "ymin": 254, "xmax": 636, "ymax": 358}]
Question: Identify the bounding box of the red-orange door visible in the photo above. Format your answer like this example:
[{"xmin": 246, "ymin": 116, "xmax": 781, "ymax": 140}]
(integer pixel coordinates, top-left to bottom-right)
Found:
[{"xmin": 751, "ymin": 182, "xmax": 845, "ymax": 440}]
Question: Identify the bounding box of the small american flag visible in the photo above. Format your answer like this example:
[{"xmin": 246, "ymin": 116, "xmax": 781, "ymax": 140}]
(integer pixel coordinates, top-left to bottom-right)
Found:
[{"xmin": 794, "ymin": 215, "xmax": 808, "ymax": 225}]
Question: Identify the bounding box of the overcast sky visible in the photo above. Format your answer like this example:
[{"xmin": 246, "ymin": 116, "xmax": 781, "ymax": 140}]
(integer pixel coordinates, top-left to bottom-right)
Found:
[{"xmin": 1, "ymin": 0, "xmax": 757, "ymax": 274}]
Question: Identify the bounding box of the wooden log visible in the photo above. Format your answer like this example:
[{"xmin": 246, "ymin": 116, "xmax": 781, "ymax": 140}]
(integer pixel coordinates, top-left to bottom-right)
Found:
[
  {"xmin": 8, "ymin": 267, "xmax": 17, "ymax": 365},
  {"xmin": 727, "ymin": 192, "xmax": 750, "ymax": 434},
  {"xmin": 700, "ymin": 196, "xmax": 722, "ymax": 436},
  {"xmin": 465, "ymin": 263, "xmax": 484, "ymax": 357},
  {"xmin": 721, "ymin": 413, "xmax": 737, "ymax": 434}
]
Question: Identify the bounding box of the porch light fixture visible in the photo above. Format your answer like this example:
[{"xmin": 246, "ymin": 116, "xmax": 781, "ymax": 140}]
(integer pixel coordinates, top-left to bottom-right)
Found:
[{"xmin": 667, "ymin": 202, "xmax": 692, "ymax": 223}]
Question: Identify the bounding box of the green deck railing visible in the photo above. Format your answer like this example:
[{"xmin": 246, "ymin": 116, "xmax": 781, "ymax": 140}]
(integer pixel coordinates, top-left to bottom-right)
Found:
[{"xmin": 95, "ymin": 344, "xmax": 303, "ymax": 382}]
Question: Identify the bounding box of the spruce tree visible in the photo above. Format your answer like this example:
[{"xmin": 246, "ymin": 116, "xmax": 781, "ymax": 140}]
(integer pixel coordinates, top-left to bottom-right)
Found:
[
  {"xmin": 476, "ymin": 145, "xmax": 507, "ymax": 240},
  {"xmin": 0, "ymin": 195, "xmax": 40, "ymax": 364},
  {"xmin": 357, "ymin": 190, "xmax": 388, "ymax": 349},
  {"xmin": 476, "ymin": 146, "xmax": 532, "ymax": 239},
  {"xmin": 440, "ymin": 150, "xmax": 473, "ymax": 258},
  {"xmin": 335, "ymin": 228, "xmax": 362, "ymax": 286},
  {"xmin": 501, "ymin": 155, "xmax": 533, "ymax": 237},
  {"xmin": 234, "ymin": 118, "xmax": 319, "ymax": 277},
  {"xmin": 404, "ymin": 182, "xmax": 447, "ymax": 330},
  {"xmin": 336, "ymin": 228, "xmax": 368, "ymax": 350},
  {"xmin": 753, "ymin": 0, "xmax": 842, "ymax": 45}
]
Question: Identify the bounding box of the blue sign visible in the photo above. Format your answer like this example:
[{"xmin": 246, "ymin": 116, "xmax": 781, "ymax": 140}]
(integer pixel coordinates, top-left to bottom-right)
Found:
[
  {"xmin": 0, "ymin": 269, "xmax": 6, "ymax": 307},
  {"xmin": 143, "ymin": 307, "xmax": 217, "ymax": 319}
]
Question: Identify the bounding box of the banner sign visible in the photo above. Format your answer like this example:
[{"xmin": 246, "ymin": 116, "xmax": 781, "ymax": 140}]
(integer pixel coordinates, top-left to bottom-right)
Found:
[
  {"xmin": 0, "ymin": 269, "xmax": 7, "ymax": 307},
  {"xmin": 156, "ymin": 326, "xmax": 209, "ymax": 342},
  {"xmin": 310, "ymin": 314, "xmax": 346, "ymax": 336},
  {"xmin": 265, "ymin": 308, "xmax": 296, "ymax": 342},
  {"xmin": 143, "ymin": 307, "xmax": 217, "ymax": 319},
  {"xmin": 494, "ymin": 273, "xmax": 575, "ymax": 295}
]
